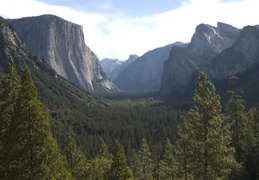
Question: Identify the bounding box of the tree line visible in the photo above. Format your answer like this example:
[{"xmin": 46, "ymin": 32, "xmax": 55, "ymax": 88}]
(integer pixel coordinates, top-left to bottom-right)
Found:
[{"xmin": 0, "ymin": 58, "xmax": 258, "ymax": 179}]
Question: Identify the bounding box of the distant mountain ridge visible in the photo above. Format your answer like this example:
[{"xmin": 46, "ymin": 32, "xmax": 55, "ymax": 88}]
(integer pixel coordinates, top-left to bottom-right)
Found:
[
  {"xmin": 112, "ymin": 22, "xmax": 242, "ymax": 93},
  {"xmin": 4, "ymin": 14, "xmax": 259, "ymax": 98},
  {"xmin": 7, "ymin": 15, "xmax": 118, "ymax": 93},
  {"xmin": 114, "ymin": 42, "xmax": 186, "ymax": 91},
  {"xmin": 100, "ymin": 55, "xmax": 139, "ymax": 80}
]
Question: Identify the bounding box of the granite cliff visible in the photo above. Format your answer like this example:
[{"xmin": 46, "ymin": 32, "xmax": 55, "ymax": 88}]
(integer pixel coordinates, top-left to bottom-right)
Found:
[
  {"xmin": 188, "ymin": 22, "xmax": 240, "ymax": 55},
  {"xmin": 0, "ymin": 16, "xmax": 106, "ymax": 106},
  {"xmin": 7, "ymin": 15, "xmax": 118, "ymax": 93},
  {"xmin": 209, "ymin": 25, "xmax": 259, "ymax": 79},
  {"xmin": 160, "ymin": 22, "xmax": 241, "ymax": 95}
]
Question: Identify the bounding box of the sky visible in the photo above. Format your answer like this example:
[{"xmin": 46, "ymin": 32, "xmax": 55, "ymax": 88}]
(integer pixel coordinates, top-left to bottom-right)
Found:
[{"xmin": 0, "ymin": 0, "xmax": 259, "ymax": 60}]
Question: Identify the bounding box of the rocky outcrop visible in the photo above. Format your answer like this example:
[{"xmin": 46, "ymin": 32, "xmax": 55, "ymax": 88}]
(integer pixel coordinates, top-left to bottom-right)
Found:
[
  {"xmin": 160, "ymin": 22, "xmax": 241, "ymax": 96},
  {"xmin": 160, "ymin": 47, "xmax": 201, "ymax": 95},
  {"xmin": 114, "ymin": 42, "xmax": 186, "ymax": 91},
  {"xmin": 7, "ymin": 15, "xmax": 118, "ymax": 93},
  {"xmin": 188, "ymin": 22, "xmax": 240, "ymax": 55},
  {"xmin": 0, "ymin": 17, "xmax": 26, "ymax": 70},
  {"xmin": 209, "ymin": 26, "xmax": 259, "ymax": 79},
  {"xmin": 100, "ymin": 55, "xmax": 139, "ymax": 80}
]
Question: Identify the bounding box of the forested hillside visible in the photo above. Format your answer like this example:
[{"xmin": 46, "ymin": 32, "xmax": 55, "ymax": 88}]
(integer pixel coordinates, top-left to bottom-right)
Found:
[{"xmin": 0, "ymin": 59, "xmax": 258, "ymax": 179}]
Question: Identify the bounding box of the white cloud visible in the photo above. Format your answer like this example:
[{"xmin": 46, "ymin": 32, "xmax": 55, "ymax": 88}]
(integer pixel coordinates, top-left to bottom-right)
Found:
[
  {"xmin": 97, "ymin": 0, "xmax": 259, "ymax": 60},
  {"xmin": 0, "ymin": 0, "xmax": 258, "ymax": 60}
]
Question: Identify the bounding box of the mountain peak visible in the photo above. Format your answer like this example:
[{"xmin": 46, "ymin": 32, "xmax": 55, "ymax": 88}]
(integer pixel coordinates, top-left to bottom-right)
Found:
[
  {"xmin": 160, "ymin": 22, "xmax": 241, "ymax": 96},
  {"xmin": 7, "ymin": 15, "xmax": 118, "ymax": 93},
  {"xmin": 188, "ymin": 22, "xmax": 240, "ymax": 56},
  {"xmin": 100, "ymin": 54, "xmax": 139, "ymax": 81},
  {"xmin": 232, "ymin": 25, "xmax": 259, "ymax": 59}
]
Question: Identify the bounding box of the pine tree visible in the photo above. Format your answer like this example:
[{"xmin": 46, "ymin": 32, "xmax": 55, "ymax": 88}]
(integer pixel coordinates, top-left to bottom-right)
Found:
[
  {"xmin": 225, "ymin": 76, "xmax": 246, "ymax": 163},
  {"xmin": 187, "ymin": 72, "xmax": 235, "ymax": 180},
  {"xmin": 159, "ymin": 138, "xmax": 178, "ymax": 180},
  {"xmin": 139, "ymin": 138, "xmax": 154, "ymax": 180},
  {"xmin": 1, "ymin": 67, "xmax": 72, "ymax": 179},
  {"xmin": 65, "ymin": 134, "xmax": 88, "ymax": 180},
  {"xmin": 0, "ymin": 57, "xmax": 21, "ymax": 176},
  {"xmin": 175, "ymin": 116, "xmax": 192, "ymax": 180},
  {"xmin": 106, "ymin": 140, "xmax": 133, "ymax": 180},
  {"xmin": 96, "ymin": 138, "xmax": 112, "ymax": 159},
  {"xmin": 88, "ymin": 138, "xmax": 112, "ymax": 180},
  {"xmin": 130, "ymin": 149, "xmax": 142, "ymax": 179},
  {"xmin": 240, "ymin": 108, "xmax": 259, "ymax": 180}
]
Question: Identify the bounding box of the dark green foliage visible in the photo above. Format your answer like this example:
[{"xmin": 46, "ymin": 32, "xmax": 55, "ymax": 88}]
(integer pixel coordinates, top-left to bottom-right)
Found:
[
  {"xmin": 0, "ymin": 57, "xmax": 21, "ymax": 177},
  {"xmin": 106, "ymin": 140, "xmax": 133, "ymax": 180},
  {"xmin": 0, "ymin": 61, "xmax": 72, "ymax": 179},
  {"xmin": 182, "ymin": 72, "xmax": 235, "ymax": 180},
  {"xmin": 225, "ymin": 76, "xmax": 246, "ymax": 163},
  {"xmin": 174, "ymin": 116, "xmax": 191, "ymax": 180},
  {"xmin": 242, "ymin": 108, "xmax": 259, "ymax": 179},
  {"xmin": 225, "ymin": 76, "xmax": 259, "ymax": 179},
  {"xmin": 130, "ymin": 149, "xmax": 142, "ymax": 178},
  {"xmin": 87, "ymin": 138, "xmax": 112, "ymax": 180},
  {"xmin": 0, "ymin": 58, "xmax": 258, "ymax": 179},
  {"xmin": 159, "ymin": 138, "xmax": 178, "ymax": 180},
  {"xmin": 65, "ymin": 134, "xmax": 88, "ymax": 180},
  {"xmin": 63, "ymin": 98, "xmax": 183, "ymax": 159},
  {"xmin": 138, "ymin": 138, "xmax": 155, "ymax": 180},
  {"xmin": 96, "ymin": 138, "xmax": 112, "ymax": 159}
]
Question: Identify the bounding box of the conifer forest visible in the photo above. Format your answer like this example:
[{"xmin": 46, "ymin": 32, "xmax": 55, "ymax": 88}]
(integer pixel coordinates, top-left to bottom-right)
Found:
[{"xmin": 0, "ymin": 58, "xmax": 258, "ymax": 180}]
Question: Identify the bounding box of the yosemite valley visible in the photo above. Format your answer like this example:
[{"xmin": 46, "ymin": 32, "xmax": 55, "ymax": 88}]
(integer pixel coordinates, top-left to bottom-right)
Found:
[{"xmin": 0, "ymin": 15, "xmax": 258, "ymax": 179}]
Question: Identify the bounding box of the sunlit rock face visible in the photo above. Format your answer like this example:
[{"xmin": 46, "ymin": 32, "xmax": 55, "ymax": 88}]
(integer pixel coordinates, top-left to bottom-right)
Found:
[
  {"xmin": 7, "ymin": 15, "xmax": 118, "ymax": 93},
  {"xmin": 188, "ymin": 22, "xmax": 240, "ymax": 56}
]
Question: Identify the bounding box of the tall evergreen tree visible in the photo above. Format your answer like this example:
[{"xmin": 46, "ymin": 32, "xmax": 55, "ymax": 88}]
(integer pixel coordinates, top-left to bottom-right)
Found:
[
  {"xmin": 139, "ymin": 138, "xmax": 154, "ymax": 180},
  {"xmin": 65, "ymin": 134, "xmax": 88, "ymax": 180},
  {"xmin": 88, "ymin": 138, "xmax": 112, "ymax": 180},
  {"xmin": 96, "ymin": 138, "xmax": 112, "ymax": 159},
  {"xmin": 106, "ymin": 140, "xmax": 133, "ymax": 180},
  {"xmin": 159, "ymin": 138, "xmax": 178, "ymax": 180},
  {"xmin": 0, "ymin": 67, "xmax": 72, "ymax": 179},
  {"xmin": 175, "ymin": 116, "xmax": 191, "ymax": 180},
  {"xmin": 225, "ymin": 76, "xmax": 246, "ymax": 163},
  {"xmin": 130, "ymin": 149, "xmax": 142, "ymax": 179},
  {"xmin": 0, "ymin": 57, "xmax": 21, "ymax": 176},
  {"xmin": 187, "ymin": 72, "xmax": 235, "ymax": 179},
  {"xmin": 242, "ymin": 108, "xmax": 259, "ymax": 180}
]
